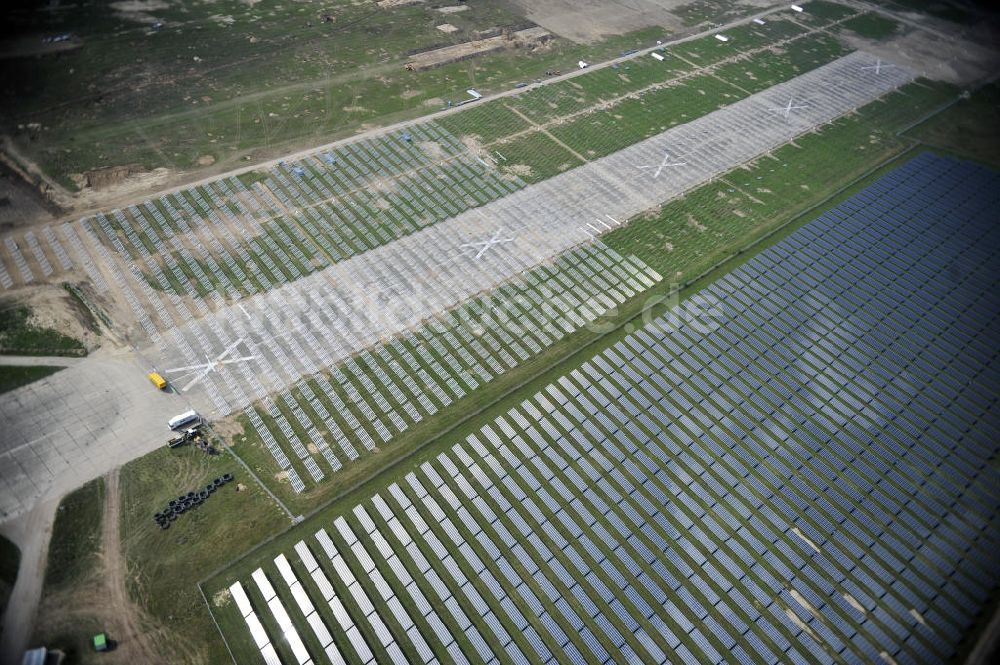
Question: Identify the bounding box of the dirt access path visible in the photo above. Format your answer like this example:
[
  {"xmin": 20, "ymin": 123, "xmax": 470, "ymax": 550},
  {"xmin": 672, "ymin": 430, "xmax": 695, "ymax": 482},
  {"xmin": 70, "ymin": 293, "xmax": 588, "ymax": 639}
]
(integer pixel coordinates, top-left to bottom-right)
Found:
[
  {"xmin": 0, "ymin": 469, "xmax": 169, "ymax": 665},
  {"xmin": 100, "ymin": 468, "xmax": 163, "ymax": 664}
]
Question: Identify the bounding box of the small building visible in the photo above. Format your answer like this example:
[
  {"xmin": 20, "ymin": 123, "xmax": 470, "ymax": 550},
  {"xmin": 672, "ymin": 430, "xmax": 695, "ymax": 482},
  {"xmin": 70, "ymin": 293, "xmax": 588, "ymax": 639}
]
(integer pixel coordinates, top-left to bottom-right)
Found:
[{"xmin": 93, "ymin": 633, "xmax": 108, "ymax": 652}]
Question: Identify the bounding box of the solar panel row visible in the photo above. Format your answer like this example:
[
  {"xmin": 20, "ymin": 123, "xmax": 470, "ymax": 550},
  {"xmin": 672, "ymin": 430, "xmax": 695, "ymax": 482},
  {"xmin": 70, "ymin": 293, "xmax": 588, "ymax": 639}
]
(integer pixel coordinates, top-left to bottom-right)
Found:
[{"xmin": 223, "ymin": 154, "xmax": 998, "ymax": 663}]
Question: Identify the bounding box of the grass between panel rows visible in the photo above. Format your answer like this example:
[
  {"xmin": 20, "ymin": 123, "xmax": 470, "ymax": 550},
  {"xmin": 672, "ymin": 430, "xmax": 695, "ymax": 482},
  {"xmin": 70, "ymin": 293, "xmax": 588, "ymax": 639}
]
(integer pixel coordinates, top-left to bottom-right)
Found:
[{"xmin": 197, "ymin": 76, "xmax": 976, "ymax": 660}]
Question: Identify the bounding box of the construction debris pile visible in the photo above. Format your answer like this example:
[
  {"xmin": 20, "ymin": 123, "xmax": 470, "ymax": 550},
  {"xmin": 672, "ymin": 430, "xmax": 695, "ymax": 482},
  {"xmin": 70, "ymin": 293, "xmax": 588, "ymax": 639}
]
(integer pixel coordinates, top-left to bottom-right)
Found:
[{"xmin": 167, "ymin": 422, "xmax": 216, "ymax": 455}]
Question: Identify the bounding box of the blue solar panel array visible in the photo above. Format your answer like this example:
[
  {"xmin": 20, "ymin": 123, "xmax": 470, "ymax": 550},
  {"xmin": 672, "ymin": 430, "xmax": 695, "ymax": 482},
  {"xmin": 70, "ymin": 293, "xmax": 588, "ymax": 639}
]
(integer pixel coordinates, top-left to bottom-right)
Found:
[
  {"xmin": 616, "ymin": 151, "xmax": 1000, "ymax": 662},
  {"xmin": 227, "ymin": 153, "xmax": 999, "ymax": 665},
  {"xmin": 527, "ymin": 151, "xmax": 1000, "ymax": 663}
]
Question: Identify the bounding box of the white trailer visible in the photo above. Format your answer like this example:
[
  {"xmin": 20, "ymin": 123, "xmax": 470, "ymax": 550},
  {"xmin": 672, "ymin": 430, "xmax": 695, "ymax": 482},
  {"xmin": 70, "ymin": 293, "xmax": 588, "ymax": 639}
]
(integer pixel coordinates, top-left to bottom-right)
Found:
[{"xmin": 168, "ymin": 410, "xmax": 201, "ymax": 430}]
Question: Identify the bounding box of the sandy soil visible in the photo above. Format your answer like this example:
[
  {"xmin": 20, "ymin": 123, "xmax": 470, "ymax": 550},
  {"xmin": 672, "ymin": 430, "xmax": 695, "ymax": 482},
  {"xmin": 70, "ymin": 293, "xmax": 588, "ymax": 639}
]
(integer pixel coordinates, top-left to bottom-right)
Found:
[
  {"xmin": 1, "ymin": 134, "xmax": 175, "ymax": 226},
  {"xmin": 0, "ymin": 284, "xmax": 104, "ymax": 352},
  {"xmin": 68, "ymin": 168, "xmax": 174, "ymax": 210}
]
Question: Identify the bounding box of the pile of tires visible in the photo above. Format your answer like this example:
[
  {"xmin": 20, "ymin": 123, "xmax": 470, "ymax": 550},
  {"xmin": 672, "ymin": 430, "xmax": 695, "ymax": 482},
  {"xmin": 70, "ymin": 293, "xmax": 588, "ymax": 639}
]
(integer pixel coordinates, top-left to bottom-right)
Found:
[{"xmin": 153, "ymin": 472, "xmax": 235, "ymax": 530}]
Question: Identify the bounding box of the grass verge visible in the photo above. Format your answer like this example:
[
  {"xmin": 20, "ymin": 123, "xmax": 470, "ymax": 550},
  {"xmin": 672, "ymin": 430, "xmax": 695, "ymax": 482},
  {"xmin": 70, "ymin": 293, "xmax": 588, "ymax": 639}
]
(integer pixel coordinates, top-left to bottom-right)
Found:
[
  {"xmin": 0, "ymin": 305, "xmax": 86, "ymax": 357},
  {"xmin": 44, "ymin": 479, "xmax": 104, "ymax": 593},
  {"xmin": 0, "ymin": 364, "xmax": 63, "ymax": 394},
  {"xmin": 119, "ymin": 445, "xmax": 289, "ymax": 664},
  {"xmin": 901, "ymin": 82, "xmax": 1000, "ymax": 169},
  {"xmin": 0, "ymin": 534, "xmax": 20, "ymax": 621}
]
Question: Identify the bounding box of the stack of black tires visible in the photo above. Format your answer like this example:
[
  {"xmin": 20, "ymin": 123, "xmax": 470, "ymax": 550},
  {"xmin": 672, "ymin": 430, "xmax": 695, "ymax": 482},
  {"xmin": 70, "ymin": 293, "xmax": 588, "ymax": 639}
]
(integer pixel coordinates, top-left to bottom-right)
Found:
[{"xmin": 153, "ymin": 472, "xmax": 234, "ymax": 530}]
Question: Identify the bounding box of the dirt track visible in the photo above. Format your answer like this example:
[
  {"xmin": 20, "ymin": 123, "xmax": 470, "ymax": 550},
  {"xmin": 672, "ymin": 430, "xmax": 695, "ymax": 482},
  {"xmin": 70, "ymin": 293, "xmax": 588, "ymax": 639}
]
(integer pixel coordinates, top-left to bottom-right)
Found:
[
  {"xmin": 0, "ymin": 469, "xmax": 170, "ymax": 665},
  {"xmin": 101, "ymin": 468, "xmax": 163, "ymax": 664}
]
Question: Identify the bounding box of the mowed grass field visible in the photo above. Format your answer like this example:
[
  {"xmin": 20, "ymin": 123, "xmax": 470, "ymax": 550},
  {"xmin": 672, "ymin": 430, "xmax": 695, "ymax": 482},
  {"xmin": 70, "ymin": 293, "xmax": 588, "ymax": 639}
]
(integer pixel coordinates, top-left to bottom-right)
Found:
[
  {"xmin": 0, "ymin": 364, "xmax": 62, "ymax": 394},
  {"xmin": 0, "ymin": 304, "xmax": 86, "ymax": 356},
  {"xmin": 902, "ymin": 81, "xmax": 1000, "ymax": 169},
  {"xmin": 0, "ymin": 534, "xmax": 19, "ymax": 621},
  {"xmin": 42, "ymin": 478, "xmax": 105, "ymax": 593},
  {"xmin": 29, "ymin": 479, "xmax": 107, "ymax": 664},
  {"xmin": 0, "ymin": 0, "xmax": 662, "ymax": 190},
  {"xmin": 119, "ymin": 445, "xmax": 289, "ymax": 664}
]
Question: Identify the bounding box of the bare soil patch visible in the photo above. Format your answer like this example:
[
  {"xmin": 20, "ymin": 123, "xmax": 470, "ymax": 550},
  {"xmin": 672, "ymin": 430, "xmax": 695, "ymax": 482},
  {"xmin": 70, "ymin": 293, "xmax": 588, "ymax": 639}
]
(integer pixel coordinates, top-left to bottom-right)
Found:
[
  {"xmin": 843, "ymin": 592, "xmax": 867, "ymax": 615},
  {"xmin": 406, "ymin": 27, "xmax": 552, "ymax": 71},
  {"xmin": 686, "ymin": 213, "xmax": 707, "ymax": 232},
  {"xmin": 498, "ymin": 0, "xmax": 669, "ymax": 43},
  {"xmin": 1, "ymin": 285, "xmax": 102, "ymax": 352},
  {"xmin": 62, "ymin": 166, "xmax": 173, "ymax": 216},
  {"xmin": 110, "ymin": 0, "xmax": 170, "ymax": 24},
  {"xmin": 840, "ymin": 28, "xmax": 999, "ymax": 85},
  {"xmin": 0, "ymin": 163, "xmax": 56, "ymax": 231},
  {"xmin": 460, "ymin": 135, "xmax": 487, "ymax": 156},
  {"xmin": 82, "ymin": 164, "xmax": 147, "ymax": 190},
  {"xmin": 500, "ymin": 0, "xmax": 783, "ymax": 42},
  {"xmin": 502, "ymin": 163, "xmax": 533, "ymax": 178},
  {"xmin": 417, "ymin": 140, "xmax": 447, "ymax": 160}
]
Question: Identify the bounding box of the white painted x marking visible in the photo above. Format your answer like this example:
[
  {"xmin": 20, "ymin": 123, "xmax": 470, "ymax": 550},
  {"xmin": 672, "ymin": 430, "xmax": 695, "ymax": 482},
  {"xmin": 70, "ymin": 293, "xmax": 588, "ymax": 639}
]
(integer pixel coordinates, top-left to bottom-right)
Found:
[
  {"xmin": 163, "ymin": 338, "xmax": 258, "ymax": 392},
  {"xmin": 637, "ymin": 151, "xmax": 686, "ymax": 178},
  {"xmin": 459, "ymin": 229, "xmax": 514, "ymax": 259},
  {"xmin": 768, "ymin": 99, "xmax": 809, "ymax": 119},
  {"xmin": 860, "ymin": 59, "xmax": 894, "ymax": 75}
]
